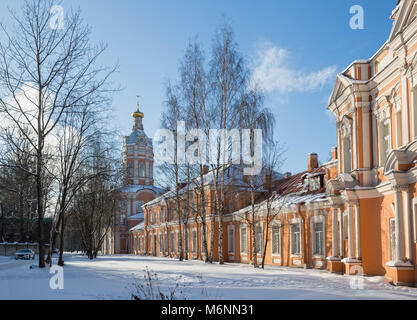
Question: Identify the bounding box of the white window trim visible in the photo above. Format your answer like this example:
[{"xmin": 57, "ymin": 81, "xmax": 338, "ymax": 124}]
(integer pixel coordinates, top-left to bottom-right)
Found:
[
  {"xmin": 271, "ymin": 221, "xmax": 282, "ymax": 257},
  {"xmin": 228, "ymin": 225, "xmax": 235, "ymax": 254},
  {"xmin": 290, "ymin": 218, "xmax": 302, "ymax": 258},
  {"xmin": 379, "ymin": 118, "xmax": 391, "ymax": 165},
  {"xmin": 311, "ymin": 215, "xmax": 326, "ymax": 258},
  {"xmin": 240, "ymin": 225, "xmax": 248, "ymax": 254}
]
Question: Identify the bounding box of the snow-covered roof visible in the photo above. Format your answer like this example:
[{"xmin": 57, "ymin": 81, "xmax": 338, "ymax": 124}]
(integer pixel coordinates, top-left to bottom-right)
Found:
[
  {"xmin": 130, "ymin": 221, "xmax": 145, "ymax": 232},
  {"xmin": 232, "ymin": 192, "xmax": 327, "ymax": 217},
  {"xmin": 144, "ymin": 164, "xmax": 282, "ymax": 207},
  {"xmin": 127, "ymin": 212, "xmax": 144, "ymax": 220},
  {"xmin": 118, "ymin": 184, "xmax": 165, "ymax": 195}
]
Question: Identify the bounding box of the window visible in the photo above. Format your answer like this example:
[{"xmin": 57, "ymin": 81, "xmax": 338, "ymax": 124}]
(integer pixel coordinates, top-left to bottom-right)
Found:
[
  {"xmin": 120, "ymin": 213, "xmax": 126, "ymax": 225},
  {"xmin": 396, "ymin": 110, "xmax": 403, "ymax": 147},
  {"xmin": 192, "ymin": 230, "xmax": 197, "ymax": 253},
  {"xmin": 170, "ymin": 232, "xmax": 175, "ymax": 254},
  {"xmin": 390, "ymin": 218, "xmax": 396, "ymax": 261},
  {"xmin": 313, "ymin": 221, "xmax": 324, "ymax": 256},
  {"xmin": 381, "ymin": 120, "xmax": 391, "ymax": 164},
  {"xmin": 228, "ymin": 227, "xmax": 235, "ymax": 253},
  {"xmin": 127, "ymin": 162, "xmax": 133, "ymax": 177},
  {"xmin": 343, "ymin": 136, "xmax": 352, "ymax": 173},
  {"xmin": 309, "ymin": 177, "xmax": 321, "ymax": 191},
  {"xmin": 164, "ymin": 233, "xmax": 168, "ymax": 254},
  {"xmin": 139, "ymin": 163, "xmax": 145, "ymax": 177},
  {"xmin": 136, "ymin": 201, "xmax": 143, "ymax": 213},
  {"xmin": 159, "ymin": 234, "xmax": 163, "ymax": 253},
  {"xmin": 170, "ymin": 206, "xmax": 174, "ymax": 220},
  {"xmin": 291, "ymin": 223, "xmax": 301, "ymax": 255},
  {"xmin": 272, "ymin": 225, "xmax": 281, "ymax": 255},
  {"xmin": 200, "ymin": 226, "xmax": 205, "ymax": 254},
  {"xmin": 240, "ymin": 227, "xmax": 248, "ymax": 253},
  {"xmin": 255, "ymin": 225, "xmax": 263, "ymax": 254}
]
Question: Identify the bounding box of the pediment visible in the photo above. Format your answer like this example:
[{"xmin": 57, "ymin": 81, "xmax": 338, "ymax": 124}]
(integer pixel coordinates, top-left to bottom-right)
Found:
[{"xmin": 328, "ymin": 75, "xmax": 351, "ymax": 108}]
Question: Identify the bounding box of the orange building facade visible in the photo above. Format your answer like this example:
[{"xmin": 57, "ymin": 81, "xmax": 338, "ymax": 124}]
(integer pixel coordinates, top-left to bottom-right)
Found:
[{"xmin": 128, "ymin": 1, "xmax": 417, "ymax": 287}]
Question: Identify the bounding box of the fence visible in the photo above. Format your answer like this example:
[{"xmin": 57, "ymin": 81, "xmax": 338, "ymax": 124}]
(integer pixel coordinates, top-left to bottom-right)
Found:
[{"xmin": 0, "ymin": 243, "xmax": 50, "ymax": 256}]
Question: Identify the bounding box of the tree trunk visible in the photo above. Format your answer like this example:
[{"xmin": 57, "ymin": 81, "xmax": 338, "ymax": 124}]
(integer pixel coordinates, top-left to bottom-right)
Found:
[
  {"xmin": 36, "ymin": 149, "xmax": 45, "ymax": 268},
  {"xmin": 58, "ymin": 212, "xmax": 65, "ymax": 266}
]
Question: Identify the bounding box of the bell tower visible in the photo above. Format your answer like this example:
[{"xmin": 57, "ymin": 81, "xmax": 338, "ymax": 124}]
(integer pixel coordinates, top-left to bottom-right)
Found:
[{"xmin": 122, "ymin": 97, "xmax": 154, "ymax": 186}]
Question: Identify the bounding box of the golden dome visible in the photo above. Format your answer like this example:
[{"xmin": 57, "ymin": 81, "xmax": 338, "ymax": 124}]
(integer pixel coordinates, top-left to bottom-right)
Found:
[
  {"xmin": 132, "ymin": 103, "xmax": 144, "ymax": 118},
  {"xmin": 132, "ymin": 110, "xmax": 144, "ymax": 118}
]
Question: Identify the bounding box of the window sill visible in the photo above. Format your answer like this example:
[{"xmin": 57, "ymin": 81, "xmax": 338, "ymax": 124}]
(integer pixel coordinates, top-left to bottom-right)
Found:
[{"xmin": 290, "ymin": 254, "xmax": 302, "ymax": 258}]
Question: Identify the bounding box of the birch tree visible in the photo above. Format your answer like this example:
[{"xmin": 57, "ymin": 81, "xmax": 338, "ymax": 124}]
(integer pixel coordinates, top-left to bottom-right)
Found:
[
  {"xmin": 209, "ymin": 23, "xmax": 247, "ymax": 264},
  {"xmin": 236, "ymin": 86, "xmax": 275, "ymax": 268}
]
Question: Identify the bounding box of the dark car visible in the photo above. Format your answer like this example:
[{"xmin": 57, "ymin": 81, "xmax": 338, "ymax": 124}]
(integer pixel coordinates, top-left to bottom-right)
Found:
[{"xmin": 15, "ymin": 249, "xmax": 35, "ymax": 260}]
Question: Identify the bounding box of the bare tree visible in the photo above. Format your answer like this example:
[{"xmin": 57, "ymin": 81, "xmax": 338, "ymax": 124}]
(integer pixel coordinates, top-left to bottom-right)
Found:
[
  {"xmin": 209, "ymin": 22, "xmax": 247, "ymax": 264},
  {"xmin": 159, "ymin": 83, "xmax": 185, "ymax": 261},
  {"xmin": 0, "ymin": 0, "xmax": 117, "ymax": 267},
  {"xmin": 0, "ymin": 127, "xmax": 37, "ymax": 242},
  {"xmin": 47, "ymin": 99, "xmax": 114, "ymax": 266},
  {"xmin": 260, "ymin": 140, "xmax": 286, "ymax": 269},
  {"xmin": 179, "ymin": 40, "xmax": 211, "ymax": 262},
  {"xmin": 236, "ymin": 86, "xmax": 275, "ymax": 268},
  {"xmin": 70, "ymin": 139, "xmax": 118, "ymax": 259}
]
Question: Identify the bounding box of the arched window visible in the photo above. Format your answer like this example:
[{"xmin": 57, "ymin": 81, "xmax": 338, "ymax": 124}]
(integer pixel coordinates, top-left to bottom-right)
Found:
[
  {"xmin": 139, "ymin": 163, "xmax": 145, "ymax": 177},
  {"xmin": 127, "ymin": 163, "xmax": 133, "ymax": 177}
]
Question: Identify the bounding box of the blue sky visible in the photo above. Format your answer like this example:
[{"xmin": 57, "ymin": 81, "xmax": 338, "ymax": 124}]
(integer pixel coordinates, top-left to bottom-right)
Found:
[{"xmin": 0, "ymin": 0, "xmax": 396, "ymax": 174}]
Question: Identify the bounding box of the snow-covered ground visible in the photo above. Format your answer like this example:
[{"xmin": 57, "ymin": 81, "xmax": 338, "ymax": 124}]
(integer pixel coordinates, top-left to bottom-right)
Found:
[{"xmin": 0, "ymin": 254, "xmax": 417, "ymax": 300}]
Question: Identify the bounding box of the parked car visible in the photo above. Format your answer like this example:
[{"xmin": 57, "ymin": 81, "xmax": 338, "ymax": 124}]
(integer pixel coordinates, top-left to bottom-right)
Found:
[{"xmin": 15, "ymin": 249, "xmax": 35, "ymax": 260}]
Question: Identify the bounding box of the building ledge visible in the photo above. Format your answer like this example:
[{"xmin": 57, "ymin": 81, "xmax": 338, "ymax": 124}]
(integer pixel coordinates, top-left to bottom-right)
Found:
[
  {"xmin": 341, "ymin": 258, "xmax": 361, "ymax": 264},
  {"xmin": 386, "ymin": 260, "xmax": 414, "ymax": 268}
]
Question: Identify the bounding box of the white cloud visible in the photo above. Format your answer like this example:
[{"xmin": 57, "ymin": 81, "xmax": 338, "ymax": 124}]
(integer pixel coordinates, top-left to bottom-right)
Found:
[{"xmin": 250, "ymin": 43, "xmax": 338, "ymax": 94}]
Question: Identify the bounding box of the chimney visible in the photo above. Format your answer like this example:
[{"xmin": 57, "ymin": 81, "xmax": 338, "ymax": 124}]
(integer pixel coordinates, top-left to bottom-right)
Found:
[
  {"xmin": 331, "ymin": 147, "xmax": 337, "ymax": 161},
  {"xmin": 283, "ymin": 172, "xmax": 292, "ymax": 179},
  {"xmin": 308, "ymin": 153, "xmax": 319, "ymax": 171}
]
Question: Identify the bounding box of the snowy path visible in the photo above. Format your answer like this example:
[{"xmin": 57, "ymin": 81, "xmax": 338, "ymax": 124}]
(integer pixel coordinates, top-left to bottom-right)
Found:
[{"xmin": 0, "ymin": 254, "xmax": 417, "ymax": 300}]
